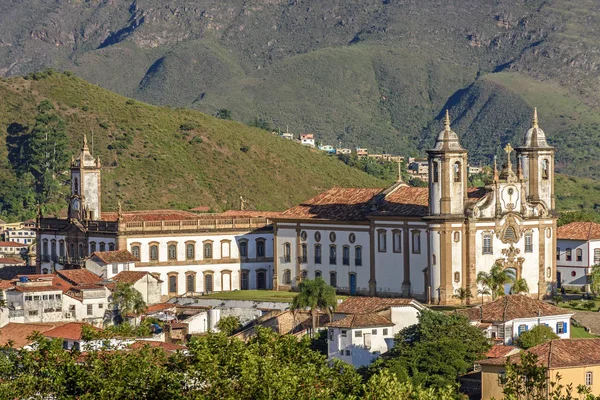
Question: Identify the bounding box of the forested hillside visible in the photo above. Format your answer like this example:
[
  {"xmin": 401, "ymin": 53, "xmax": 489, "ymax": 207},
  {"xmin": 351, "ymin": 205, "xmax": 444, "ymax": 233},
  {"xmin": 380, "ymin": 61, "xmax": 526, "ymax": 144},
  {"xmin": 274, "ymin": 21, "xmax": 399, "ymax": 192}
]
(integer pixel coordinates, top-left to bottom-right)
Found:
[{"xmin": 1, "ymin": 0, "xmax": 600, "ymax": 178}]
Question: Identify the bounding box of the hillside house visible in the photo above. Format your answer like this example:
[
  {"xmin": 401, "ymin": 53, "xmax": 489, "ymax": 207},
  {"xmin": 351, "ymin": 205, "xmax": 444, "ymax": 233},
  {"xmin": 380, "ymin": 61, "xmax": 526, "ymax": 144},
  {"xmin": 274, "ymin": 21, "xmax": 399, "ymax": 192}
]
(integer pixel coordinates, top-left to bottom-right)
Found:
[
  {"xmin": 0, "ymin": 241, "xmax": 27, "ymax": 256},
  {"xmin": 85, "ymin": 250, "xmax": 138, "ymax": 280},
  {"xmin": 318, "ymin": 145, "xmax": 335, "ymax": 154},
  {"xmin": 111, "ymin": 270, "xmax": 162, "ymax": 305},
  {"xmin": 300, "ymin": 133, "xmax": 315, "ymax": 147},
  {"xmin": 556, "ymin": 222, "xmax": 600, "ymax": 288},
  {"xmin": 355, "ymin": 148, "xmax": 368, "ymax": 158},
  {"xmin": 5, "ymin": 228, "xmax": 36, "ymax": 245},
  {"xmin": 335, "ymin": 148, "xmax": 352, "ymax": 155}
]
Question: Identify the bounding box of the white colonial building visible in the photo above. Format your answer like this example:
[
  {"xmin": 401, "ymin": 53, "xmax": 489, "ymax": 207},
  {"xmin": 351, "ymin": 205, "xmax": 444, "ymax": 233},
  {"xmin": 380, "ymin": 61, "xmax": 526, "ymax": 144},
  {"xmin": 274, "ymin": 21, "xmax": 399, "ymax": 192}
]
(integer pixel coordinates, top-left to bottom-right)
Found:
[
  {"xmin": 36, "ymin": 136, "xmax": 277, "ymax": 297},
  {"xmin": 273, "ymin": 109, "xmax": 557, "ymax": 304},
  {"xmin": 556, "ymin": 221, "xmax": 600, "ymax": 288}
]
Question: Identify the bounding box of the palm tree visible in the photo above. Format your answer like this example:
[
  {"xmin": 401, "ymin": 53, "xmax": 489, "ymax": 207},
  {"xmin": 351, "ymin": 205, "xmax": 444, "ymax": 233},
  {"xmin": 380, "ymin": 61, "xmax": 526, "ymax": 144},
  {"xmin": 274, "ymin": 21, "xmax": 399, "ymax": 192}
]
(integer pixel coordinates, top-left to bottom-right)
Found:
[
  {"xmin": 291, "ymin": 277, "xmax": 337, "ymax": 338},
  {"xmin": 477, "ymin": 287, "xmax": 491, "ymax": 304},
  {"xmin": 452, "ymin": 287, "xmax": 472, "ymax": 306},
  {"xmin": 110, "ymin": 282, "xmax": 146, "ymax": 326},
  {"xmin": 476, "ymin": 263, "xmax": 515, "ymax": 301},
  {"xmin": 510, "ymin": 278, "xmax": 529, "ymax": 295}
]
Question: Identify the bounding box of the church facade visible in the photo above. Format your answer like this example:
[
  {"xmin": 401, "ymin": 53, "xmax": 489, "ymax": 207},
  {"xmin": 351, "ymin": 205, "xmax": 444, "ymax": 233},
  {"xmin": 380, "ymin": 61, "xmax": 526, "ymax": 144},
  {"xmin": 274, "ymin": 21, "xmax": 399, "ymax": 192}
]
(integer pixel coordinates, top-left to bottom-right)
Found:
[
  {"xmin": 36, "ymin": 137, "xmax": 276, "ymax": 297},
  {"xmin": 272, "ymin": 110, "xmax": 557, "ymax": 304}
]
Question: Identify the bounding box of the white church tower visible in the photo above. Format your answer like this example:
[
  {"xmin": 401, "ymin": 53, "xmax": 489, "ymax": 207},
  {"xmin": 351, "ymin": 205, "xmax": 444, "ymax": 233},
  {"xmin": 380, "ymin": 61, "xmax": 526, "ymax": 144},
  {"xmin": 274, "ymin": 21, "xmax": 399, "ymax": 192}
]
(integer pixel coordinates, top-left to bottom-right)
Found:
[{"xmin": 69, "ymin": 135, "xmax": 102, "ymax": 220}]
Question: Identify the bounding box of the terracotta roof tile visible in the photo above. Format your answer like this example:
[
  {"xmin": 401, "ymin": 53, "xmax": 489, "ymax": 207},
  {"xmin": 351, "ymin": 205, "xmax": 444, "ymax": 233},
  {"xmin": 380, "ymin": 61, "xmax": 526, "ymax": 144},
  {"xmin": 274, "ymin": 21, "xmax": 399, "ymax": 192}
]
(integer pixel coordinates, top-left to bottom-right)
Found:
[
  {"xmin": 57, "ymin": 269, "xmax": 103, "ymax": 285},
  {"xmin": 327, "ymin": 314, "xmax": 394, "ymax": 328},
  {"xmin": 101, "ymin": 209, "xmax": 206, "ymax": 222},
  {"xmin": 91, "ymin": 250, "xmax": 138, "ymax": 263},
  {"xmin": 456, "ymin": 295, "xmax": 571, "ymax": 322},
  {"xmin": 220, "ymin": 210, "xmax": 283, "ymax": 218},
  {"xmin": 0, "ymin": 241, "xmax": 26, "ymax": 247},
  {"xmin": 43, "ymin": 322, "xmax": 102, "ymax": 341},
  {"xmin": 481, "ymin": 339, "xmax": 600, "ymax": 368},
  {"xmin": 485, "ymin": 345, "xmax": 519, "ymax": 359},
  {"xmin": 0, "ymin": 322, "xmax": 68, "ymax": 348},
  {"xmin": 0, "ymin": 266, "xmax": 36, "ymax": 280},
  {"xmin": 557, "ymin": 222, "xmax": 600, "ymax": 241},
  {"xmin": 0, "ymin": 258, "xmax": 25, "ymax": 265},
  {"xmin": 372, "ymin": 186, "xmax": 429, "ymax": 217},
  {"xmin": 145, "ymin": 303, "xmax": 176, "ymax": 313},
  {"xmin": 112, "ymin": 271, "xmax": 158, "ymax": 284},
  {"xmin": 336, "ymin": 297, "xmax": 424, "ymax": 314}
]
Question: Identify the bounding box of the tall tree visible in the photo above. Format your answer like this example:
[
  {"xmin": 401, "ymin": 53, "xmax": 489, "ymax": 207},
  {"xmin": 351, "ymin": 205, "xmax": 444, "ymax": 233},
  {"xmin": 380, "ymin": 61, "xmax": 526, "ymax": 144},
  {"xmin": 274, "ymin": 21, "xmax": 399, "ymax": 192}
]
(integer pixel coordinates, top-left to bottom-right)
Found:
[
  {"xmin": 291, "ymin": 278, "xmax": 337, "ymax": 338},
  {"xmin": 476, "ymin": 264, "xmax": 515, "ymax": 301},
  {"xmin": 110, "ymin": 282, "xmax": 146, "ymax": 325}
]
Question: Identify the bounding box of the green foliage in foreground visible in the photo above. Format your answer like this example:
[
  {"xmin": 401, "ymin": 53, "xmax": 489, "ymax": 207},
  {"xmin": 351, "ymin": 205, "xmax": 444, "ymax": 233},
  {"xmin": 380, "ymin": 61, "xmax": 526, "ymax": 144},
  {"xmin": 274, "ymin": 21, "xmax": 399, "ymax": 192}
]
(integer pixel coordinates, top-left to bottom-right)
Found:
[
  {"xmin": 215, "ymin": 315, "xmax": 241, "ymax": 335},
  {"xmin": 0, "ymin": 328, "xmax": 458, "ymax": 400},
  {"xmin": 515, "ymin": 325, "xmax": 559, "ymax": 349}
]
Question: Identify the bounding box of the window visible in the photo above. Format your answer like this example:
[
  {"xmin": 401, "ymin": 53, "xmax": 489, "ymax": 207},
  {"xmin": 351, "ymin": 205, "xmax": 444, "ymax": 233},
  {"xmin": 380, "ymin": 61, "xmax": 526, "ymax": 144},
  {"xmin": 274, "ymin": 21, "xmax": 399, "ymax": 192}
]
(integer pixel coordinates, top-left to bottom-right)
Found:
[
  {"xmin": 150, "ymin": 245, "xmax": 159, "ymax": 261},
  {"xmin": 329, "ymin": 245, "xmax": 337, "ymax": 264},
  {"xmin": 256, "ymin": 239, "xmax": 266, "ymax": 258},
  {"xmin": 586, "ymin": 372, "xmax": 593, "ymax": 386},
  {"xmin": 330, "ymin": 272, "xmax": 337, "ymax": 288},
  {"xmin": 433, "ymin": 161, "xmax": 439, "ymax": 183},
  {"xmin": 556, "ymin": 247, "xmax": 560, "ymax": 261},
  {"xmin": 283, "ymin": 269, "xmax": 292, "ymax": 285},
  {"xmin": 595, "ymin": 249, "xmax": 600, "ymax": 264},
  {"xmin": 239, "ymin": 241, "xmax": 248, "ymax": 258},
  {"xmin": 345, "ymin": 350, "xmax": 351, "ymax": 356},
  {"xmin": 454, "ymin": 232, "xmax": 460, "ymax": 242},
  {"xmin": 355, "ymin": 246, "xmax": 362, "ymax": 266},
  {"xmin": 342, "ymin": 246, "xmax": 350, "ymax": 266},
  {"xmin": 168, "ymin": 244, "xmax": 177, "ymax": 260},
  {"xmin": 315, "ymin": 270, "xmax": 322, "ymax": 279},
  {"xmin": 112, "ymin": 263, "xmax": 118, "ymax": 274},
  {"xmin": 383, "ymin": 328, "xmax": 389, "ymax": 335},
  {"xmin": 518, "ymin": 324, "xmax": 527, "ymax": 336},
  {"xmin": 483, "ymin": 233, "xmax": 493, "ymax": 255},
  {"xmin": 412, "ymin": 231, "xmax": 421, "ymax": 254},
  {"xmin": 99, "ymin": 242, "xmax": 106, "ymax": 252},
  {"xmin": 372, "ymin": 329, "xmax": 377, "ymax": 335},
  {"xmin": 87, "ymin": 304, "xmax": 93, "ymax": 316},
  {"xmin": 301, "ymin": 270, "xmax": 308, "ymax": 281},
  {"xmin": 51, "ymin": 240, "xmax": 56, "ymax": 259},
  {"xmin": 525, "ymin": 232, "xmax": 533, "ymax": 253},
  {"xmin": 300, "ymin": 244, "xmax": 307, "ymax": 263},
  {"xmin": 498, "ymin": 372, "xmax": 507, "ymax": 385},
  {"xmin": 454, "ymin": 162, "xmax": 461, "ymax": 182},
  {"xmin": 393, "ymin": 230, "xmax": 401, "ymax": 253},
  {"xmin": 98, "ymin": 303, "xmax": 103, "ymax": 309},
  {"xmin": 186, "ymin": 274, "xmax": 195, "ymax": 293},
  {"xmin": 28, "ymin": 310, "xmax": 38, "ymax": 316},
  {"xmin": 90, "ymin": 242, "xmax": 97, "ymax": 254},
  {"xmin": 341, "ymin": 329, "xmax": 347, "ymax": 337},
  {"xmin": 78, "ymin": 243, "xmax": 84, "ymax": 258},
  {"xmin": 283, "ymin": 242, "xmax": 291, "ymax": 262},
  {"xmin": 69, "ymin": 243, "xmax": 76, "ymax": 258},
  {"xmin": 432, "ymin": 254, "xmax": 436, "ymax": 265},
  {"xmin": 300, "ymin": 231, "xmax": 308, "ymax": 241},
  {"xmin": 577, "ymin": 248, "xmax": 583, "ymax": 262},
  {"xmin": 108, "ymin": 243, "xmax": 115, "ymax": 251},
  {"xmin": 556, "ymin": 322, "xmax": 567, "ymax": 334},
  {"xmin": 56, "ymin": 294, "xmax": 61, "ymax": 301},
  {"xmin": 314, "ymin": 244, "xmax": 322, "ymax": 264},
  {"xmin": 329, "ymin": 232, "xmax": 336, "ymax": 242},
  {"xmin": 42, "ymin": 239, "xmax": 48, "ymax": 256},
  {"xmin": 25, "ymin": 296, "xmax": 32, "ymax": 301},
  {"xmin": 454, "ymin": 272, "xmax": 460, "ymax": 283},
  {"xmin": 328, "ymin": 329, "xmax": 333, "ymax": 341},
  {"xmin": 205, "ymin": 274, "xmax": 213, "ymax": 292},
  {"xmin": 59, "ymin": 241, "xmax": 65, "ymax": 257},
  {"xmin": 314, "ymin": 231, "xmax": 321, "ymax": 242},
  {"xmin": 541, "ymin": 158, "xmax": 549, "ymax": 180},
  {"xmin": 179, "ymin": 243, "xmax": 192, "ymax": 261},
  {"xmin": 566, "ymin": 248, "xmax": 572, "ymax": 261},
  {"xmin": 241, "ymin": 271, "xmax": 249, "ymax": 290},
  {"xmin": 349, "ymin": 233, "xmax": 356, "ymax": 244},
  {"xmin": 355, "ymin": 330, "xmax": 362, "ymax": 338},
  {"xmin": 204, "ymin": 243, "xmax": 213, "ymax": 259},
  {"xmin": 378, "ymin": 230, "xmax": 387, "ymax": 252},
  {"xmin": 168, "ymin": 275, "xmax": 177, "ymax": 294},
  {"xmin": 131, "ymin": 245, "xmax": 140, "ymax": 260}
]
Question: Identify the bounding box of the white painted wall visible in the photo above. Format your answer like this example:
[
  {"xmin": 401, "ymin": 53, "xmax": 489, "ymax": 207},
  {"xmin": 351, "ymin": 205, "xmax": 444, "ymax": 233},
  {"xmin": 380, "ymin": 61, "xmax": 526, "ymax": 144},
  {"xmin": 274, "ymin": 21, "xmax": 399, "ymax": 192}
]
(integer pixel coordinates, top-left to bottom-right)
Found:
[
  {"xmin": 557, "ymin": 239, "xmax": 600, "ymax": 287},
  {"xmin": 327, "ymin": 326, "xmax": 394, "ymax": 367}
]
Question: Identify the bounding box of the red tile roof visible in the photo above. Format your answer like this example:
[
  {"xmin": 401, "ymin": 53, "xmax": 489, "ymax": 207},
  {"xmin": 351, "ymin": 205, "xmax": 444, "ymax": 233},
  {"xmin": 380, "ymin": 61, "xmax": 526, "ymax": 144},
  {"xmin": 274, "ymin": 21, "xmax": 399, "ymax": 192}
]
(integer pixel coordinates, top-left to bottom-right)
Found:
[
  {"xmin": 485, "ymin": 345, "xmax": 519, "ymax": 359},
  {"xmin": 43, "ymin": 322, "xmax": 102, "ymax": 341},
  {"xmin": 0, "ymin": 257, "xmax": 25, "ymax": 265},
  {"xmin": 145, "ymin": 303, "xmax": 176, "ymax": 313},
  {"xmin": 481, "ymin": 339, "xmax": 600, "ymax": 368},
  {"xmin": 336, "ymin": 297, "xmax": 424, "ymax": 315},
  {"xmin": 220, "ymin": 210, "xmax": 283, "ymax": 218},
  {"xmin": 456, "ymin": 295, "xmax": 571, "ymax": 322},
  {"xmin": 101, "ymin": 209, "xmax": 204, "ymax": 222},
  {"xmin": 57, "ymin": 269, "xmax": 103, "ymax": 285},
  {"xmin": 0, "ymin": 322, "xmax": 68, "ymax": 348},
  {"xmin": 327, "ymin": 313, "xmax": 394, "ymax": 328},
  {"xmin": 91, "ymin": 250, "xmax": 138, "ymax": 263},
  {"xmin": 557, "ymin": 222, "xmax": 600, "ymax": 241},
  {"xmin": 129, "ymin": 340, "xmax": 186, "ymax": 352},
  {"xmin": 0, "ymin": 241, "xmax": 26, "ymax": 247},
  {"xmin": 112, "ymin": 271, "xmax": 159, "ymax": 284}
]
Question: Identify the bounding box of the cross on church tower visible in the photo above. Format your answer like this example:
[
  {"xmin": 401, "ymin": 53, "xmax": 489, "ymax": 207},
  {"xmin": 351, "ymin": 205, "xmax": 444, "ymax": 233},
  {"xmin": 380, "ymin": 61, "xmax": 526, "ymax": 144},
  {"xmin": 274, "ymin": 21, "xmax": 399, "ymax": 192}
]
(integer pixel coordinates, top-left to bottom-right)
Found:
[{"xmin": 504, "ymin": 143, "xmax": 514, "ymax": 171}]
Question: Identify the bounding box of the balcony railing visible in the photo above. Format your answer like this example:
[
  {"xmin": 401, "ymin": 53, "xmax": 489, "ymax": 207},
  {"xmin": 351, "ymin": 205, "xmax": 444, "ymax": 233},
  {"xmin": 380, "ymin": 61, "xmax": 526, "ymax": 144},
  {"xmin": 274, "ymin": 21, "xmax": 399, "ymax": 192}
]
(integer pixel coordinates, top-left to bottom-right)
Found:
[
  {"xmin": 122, "ymin": 218, "xmax": 271, "ymax": 232},
  {"xmin": 281, "ymin": 255, "xmax": 291, "ymax": 263}
]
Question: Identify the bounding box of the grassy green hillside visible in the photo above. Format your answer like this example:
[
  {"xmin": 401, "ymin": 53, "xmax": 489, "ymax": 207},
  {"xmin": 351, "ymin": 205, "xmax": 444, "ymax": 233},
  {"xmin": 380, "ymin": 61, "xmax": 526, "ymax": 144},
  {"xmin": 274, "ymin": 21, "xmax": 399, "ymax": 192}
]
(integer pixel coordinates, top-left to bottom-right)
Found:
[{"xmin": 0, "ymin": 72, "xmax": 388, "ymax": 219}]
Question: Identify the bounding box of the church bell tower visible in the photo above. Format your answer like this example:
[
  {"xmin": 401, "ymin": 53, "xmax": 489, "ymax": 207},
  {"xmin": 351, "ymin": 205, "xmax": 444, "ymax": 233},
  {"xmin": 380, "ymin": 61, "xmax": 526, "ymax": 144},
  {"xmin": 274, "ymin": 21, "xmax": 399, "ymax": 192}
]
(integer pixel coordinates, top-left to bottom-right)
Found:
[{"xmin": 69, "ymin": 135, "xmax": 102, "ymax": 220}]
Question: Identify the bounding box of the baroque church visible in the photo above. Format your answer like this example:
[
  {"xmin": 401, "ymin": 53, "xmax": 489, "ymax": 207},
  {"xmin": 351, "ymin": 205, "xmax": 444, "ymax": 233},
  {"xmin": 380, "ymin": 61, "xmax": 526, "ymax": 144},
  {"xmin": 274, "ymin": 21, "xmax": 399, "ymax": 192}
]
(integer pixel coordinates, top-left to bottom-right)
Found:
[{"xmin": 272, "ymin": 109, "xmax": 556, "ymax": 304}]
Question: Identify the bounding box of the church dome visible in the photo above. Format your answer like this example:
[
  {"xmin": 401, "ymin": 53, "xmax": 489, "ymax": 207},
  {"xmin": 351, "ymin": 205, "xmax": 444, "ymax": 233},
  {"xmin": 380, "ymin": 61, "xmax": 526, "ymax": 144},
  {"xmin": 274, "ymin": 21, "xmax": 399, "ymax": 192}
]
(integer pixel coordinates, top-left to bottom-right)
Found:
[
  {"xmin": 430, "ymin": 110, "xmax": 466, "ymax": 152},
  {"xmin": 523, "ymin": 108, "xmax": 552, "ymax": 148}
]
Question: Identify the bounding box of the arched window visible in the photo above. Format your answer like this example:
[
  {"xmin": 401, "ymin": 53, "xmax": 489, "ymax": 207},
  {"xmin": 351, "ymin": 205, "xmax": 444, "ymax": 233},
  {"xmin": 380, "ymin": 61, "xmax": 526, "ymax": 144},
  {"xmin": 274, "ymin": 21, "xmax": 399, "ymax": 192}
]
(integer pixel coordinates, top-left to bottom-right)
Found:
[
  {"xmin": 186, "ymin": 243, "xmax": 195, "ymax": 260},
  {"xmin": 329, "ymin": 245, "xmax": 337, "ymax": 265},
  {"xmin": 69, "ymin": 243, "xmax": 75, "ymax": 258},
  {"xmin": 576, "ymin": 248, "xmax": 583, "ymax": 262},
  {"xmin": 168, "ymin": 244, "xmax": 177, "ymax": 260},
  {"xmin": 74, "ymin": 177, "xmax": 79, "ymax": 195},
  {"xmin": 432, "ymin": 254, "xmax": 436, "ymax": 265},
  {"xmin": 283, "ymin": 269, "xmax": 292, "ymax": 285},
  {"xmin": 541, "ymin": 159, "xmax": 549, "ymax": 180},
  {"xmin": 108, "ymin": 243, "xmax": 115, "ymax": 251},
  {"xmin": 453, "ymin": 162, "xmax": 461, "ymax": 182},
  {"xmin": 412, "ymin": 231, "xmax": 421, "ymax": 254},
  {"xmin": 42, "ymin": 239, "xmax": 48, "ymax": 257},
  {"xmin": 238, "ymin": 241, "xmax": 248, "ymax": 258},
  {"xmin": 99, "ymin": 242, "xmax": 106, "ymax": 252},
  {"xmin": 168, "ymin": 275, "xmax": 177, "ymax": 294},
  {"xmin": 50, "ymin": 240, "xmax": 56, "ymax": 259},
  {"xmin": 393, "ymin": 230, "xmax": 402, "ymax": 253},
  {"xmin": 301, "ymin": 270, "xmax": 308, "ymax": 281},
  {"xmin": 78, "ymin": 243, "xmax": 84, "ymax": 258},
  {"xmin": 301, "ymin": 243, "xmax": 307, "ymax": 263},
  {"xmin": 204, "ymin": 243, "xmax": 213, "ymax": 259},
  {"xmin": 482, "ymin": 233, "xmax": 493, "ymax": 255},
  {"xmin": 90, "ymin": 242, "xmax": 97, "ymax": 254},
  {"xmin": 525, "ymin": 232, "xmax": 533, "ymax": 253},
  {"xmin": 131, "ymin": 245, "xmax": 140, "ymax": 260},
  {"xmin": 186, "ymin": 274, "xmax": 195, "ymax": 293},
  {"xmin": 594, "ymin": 249, "xmax": 600, "ymax": 264},
  {"xmin": 433, "ymin": 161, "xmax": 439, "ymax": 183},
  {"xmin": 330, "ymin": 271, "xmax": 337, "ymax": 288},
  {"xmin": 205, "ymin": 274, "xmax": 213, "ymax": 292},
  {"xmin": 59, "ymin": 240, "xmax": 65, "ymax": 258},
  {"xmin": 566, "ymin": 248, "xmax": 572, "ymax": 261},
  {"xmin": 241, "ymin": 271, "xmax": 249, "ymax": 290},
  {"xmin": 256, "ymin": 239, "xmax": 266, "ymax": 258},
  {"xmin": 454, "ymin": 272, "xmax": 460, "ymax": 283},
  {"xmin": 342, "ymin": 246, "xmax": 350, "ymax": 265},
  {"xmin": 355, "ymin": 246, "xmax": 362, "ymax": 266},
  {"xmin": 283, "ymin": 242, "xmax": 291, "ymax": 262},
  {"xmin": 378, "ymin": 230, "xmax": 387, "ymax": 252},
  {"xmin": 315, "ymin": 270, "xmax": 322, "ymax": 279},
  {"xmin": 150, "ymin": 245, "xmax": 159, "ymax": 261},
  {"xmin": 314, "ymin": 244, "xmax": 322, "ymax": 264},
  {"xmin": 547, "ymin": 267, "xmax": 552, "ymax": 278}
]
